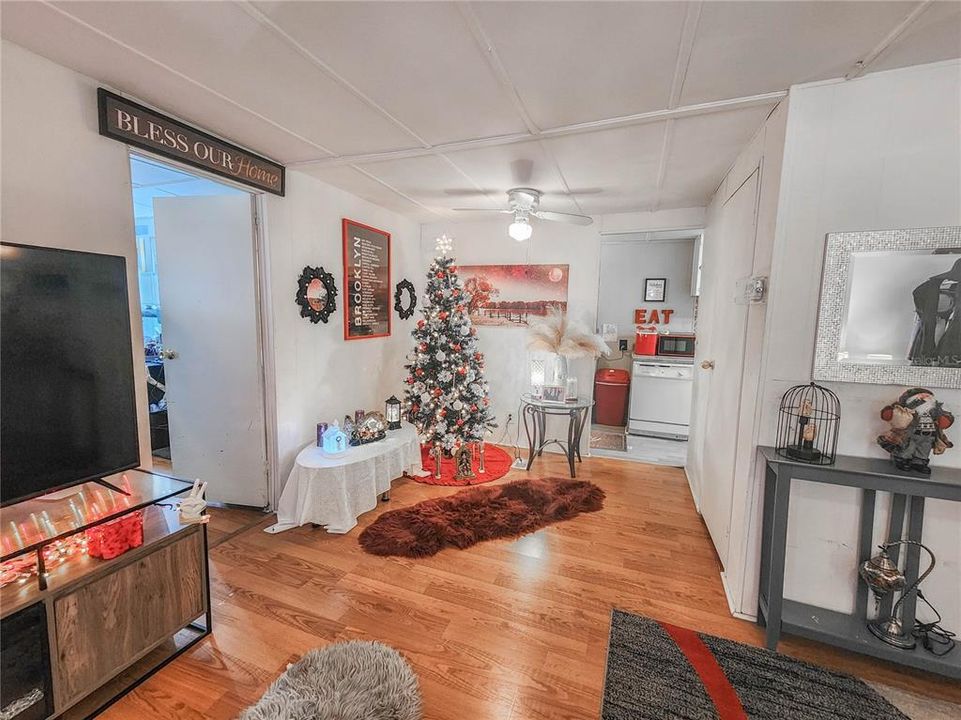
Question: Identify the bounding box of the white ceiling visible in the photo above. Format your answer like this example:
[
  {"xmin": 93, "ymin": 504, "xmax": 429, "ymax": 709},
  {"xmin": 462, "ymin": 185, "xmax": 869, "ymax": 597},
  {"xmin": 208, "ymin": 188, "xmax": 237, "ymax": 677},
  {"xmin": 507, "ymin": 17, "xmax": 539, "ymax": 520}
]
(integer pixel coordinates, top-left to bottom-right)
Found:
[
  {"xmin": 130, "ymin": 156, "xmax": 245, "ymax": 221},
  {"xmin": 3, "ymin": 1, "xmax": 959, "ymax": 221}
]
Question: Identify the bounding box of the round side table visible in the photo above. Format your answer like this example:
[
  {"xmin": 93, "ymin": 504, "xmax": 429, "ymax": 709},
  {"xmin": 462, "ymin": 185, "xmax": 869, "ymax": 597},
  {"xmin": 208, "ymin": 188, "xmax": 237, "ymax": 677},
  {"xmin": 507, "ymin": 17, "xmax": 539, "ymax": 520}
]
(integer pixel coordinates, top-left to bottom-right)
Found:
[{"xmin": 520, "ymin": 394, "xmax": 594, "ymax": 478}]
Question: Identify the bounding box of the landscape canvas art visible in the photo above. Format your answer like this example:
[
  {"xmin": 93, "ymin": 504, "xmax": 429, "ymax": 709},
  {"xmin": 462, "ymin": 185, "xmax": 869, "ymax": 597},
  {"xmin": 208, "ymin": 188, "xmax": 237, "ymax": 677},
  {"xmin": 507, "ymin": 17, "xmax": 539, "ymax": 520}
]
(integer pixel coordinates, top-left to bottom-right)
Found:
[{"xmin": 458, "ymin": 264, "xmax": 569, "ymax": 326}]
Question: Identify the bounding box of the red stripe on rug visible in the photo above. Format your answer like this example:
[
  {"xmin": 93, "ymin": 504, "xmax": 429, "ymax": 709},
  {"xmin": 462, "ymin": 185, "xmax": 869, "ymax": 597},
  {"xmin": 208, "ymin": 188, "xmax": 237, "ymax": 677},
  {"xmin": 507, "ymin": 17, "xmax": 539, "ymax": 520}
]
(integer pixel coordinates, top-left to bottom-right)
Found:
[{"xmin": 659, "ymin": 621, "xmax": 748, "ymax": 720}]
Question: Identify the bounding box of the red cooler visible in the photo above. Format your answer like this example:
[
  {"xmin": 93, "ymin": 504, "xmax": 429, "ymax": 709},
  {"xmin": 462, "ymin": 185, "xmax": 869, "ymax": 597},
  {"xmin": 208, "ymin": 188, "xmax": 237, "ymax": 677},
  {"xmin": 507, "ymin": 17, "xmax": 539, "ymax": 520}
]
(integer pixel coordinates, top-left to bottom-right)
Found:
[{"xmin": 594, "ymin": 368, "xmax": 631, "ymax": 426}]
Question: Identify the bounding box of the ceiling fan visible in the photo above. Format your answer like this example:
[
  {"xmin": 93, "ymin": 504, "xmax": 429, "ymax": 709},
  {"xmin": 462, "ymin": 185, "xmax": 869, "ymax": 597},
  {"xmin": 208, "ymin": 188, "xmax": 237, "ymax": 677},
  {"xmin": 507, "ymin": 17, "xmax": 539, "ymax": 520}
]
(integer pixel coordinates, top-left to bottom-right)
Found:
[{"xmin": 453, "ymin": 187, "xmax": 593, "ymax": 241}]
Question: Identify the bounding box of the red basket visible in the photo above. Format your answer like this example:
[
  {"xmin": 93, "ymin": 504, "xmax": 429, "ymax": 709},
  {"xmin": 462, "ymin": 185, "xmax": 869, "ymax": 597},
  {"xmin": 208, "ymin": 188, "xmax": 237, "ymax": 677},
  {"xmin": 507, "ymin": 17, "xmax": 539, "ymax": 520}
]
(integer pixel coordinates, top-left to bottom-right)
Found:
[{"xmin": 85, "ymin": 510, "xmax": 144, "ymax": 560}]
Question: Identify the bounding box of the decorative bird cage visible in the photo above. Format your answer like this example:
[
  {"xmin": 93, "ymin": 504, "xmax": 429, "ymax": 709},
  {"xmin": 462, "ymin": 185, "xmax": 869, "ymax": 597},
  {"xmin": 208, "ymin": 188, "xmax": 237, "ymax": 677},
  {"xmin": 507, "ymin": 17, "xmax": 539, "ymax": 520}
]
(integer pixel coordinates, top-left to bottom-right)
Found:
[{"xmin": 775, "ymin": 382, "xmax": 840, "ymax": 465}]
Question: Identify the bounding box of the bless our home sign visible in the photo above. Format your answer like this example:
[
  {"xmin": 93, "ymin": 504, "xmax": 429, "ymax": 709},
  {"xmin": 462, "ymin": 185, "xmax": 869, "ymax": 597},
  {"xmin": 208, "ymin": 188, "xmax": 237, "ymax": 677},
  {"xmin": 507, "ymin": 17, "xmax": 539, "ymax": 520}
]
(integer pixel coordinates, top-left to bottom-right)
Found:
[{"xmin": 97, "ymin": 88, "xmax": 285, "ymax": 195}]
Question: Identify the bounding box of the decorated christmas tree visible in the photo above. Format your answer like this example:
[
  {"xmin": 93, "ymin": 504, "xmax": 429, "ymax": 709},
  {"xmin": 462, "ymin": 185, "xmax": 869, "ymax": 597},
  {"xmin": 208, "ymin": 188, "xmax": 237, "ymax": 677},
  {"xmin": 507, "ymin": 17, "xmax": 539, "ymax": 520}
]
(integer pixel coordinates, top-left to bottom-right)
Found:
[{"xmin": 404, "ymin": 235, "xmax": 494, "ymax": 454}]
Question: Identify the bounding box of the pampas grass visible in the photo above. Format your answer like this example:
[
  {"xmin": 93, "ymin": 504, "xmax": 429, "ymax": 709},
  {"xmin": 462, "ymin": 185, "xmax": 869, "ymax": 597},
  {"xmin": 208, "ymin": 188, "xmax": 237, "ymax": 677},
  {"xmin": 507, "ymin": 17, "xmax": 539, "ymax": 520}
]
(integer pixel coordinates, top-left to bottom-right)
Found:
[{"xmin": 527, "ymin": 306, "xmax": 609, "ymax": 358}]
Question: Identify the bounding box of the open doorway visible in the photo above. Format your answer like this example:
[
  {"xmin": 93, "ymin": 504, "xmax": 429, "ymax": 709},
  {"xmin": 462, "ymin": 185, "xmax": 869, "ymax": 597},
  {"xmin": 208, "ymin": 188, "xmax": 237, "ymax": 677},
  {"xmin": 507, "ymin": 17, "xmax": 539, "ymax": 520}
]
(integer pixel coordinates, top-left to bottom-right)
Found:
[
  {"xmin": 591, "ymin": 230, "xmax": 702, "ymax": 466},
  {"xmin": 130, "ymin": 154, "xmax": 269, "ymax": 508}
]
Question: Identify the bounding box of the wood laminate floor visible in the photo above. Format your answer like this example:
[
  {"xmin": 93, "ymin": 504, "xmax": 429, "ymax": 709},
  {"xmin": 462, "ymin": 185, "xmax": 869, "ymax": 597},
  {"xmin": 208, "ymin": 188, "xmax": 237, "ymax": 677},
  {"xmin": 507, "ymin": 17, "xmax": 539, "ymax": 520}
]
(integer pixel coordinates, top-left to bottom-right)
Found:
[{"xmin": 102, "ymin": 452, "xmax": 960, "ymax": 719}]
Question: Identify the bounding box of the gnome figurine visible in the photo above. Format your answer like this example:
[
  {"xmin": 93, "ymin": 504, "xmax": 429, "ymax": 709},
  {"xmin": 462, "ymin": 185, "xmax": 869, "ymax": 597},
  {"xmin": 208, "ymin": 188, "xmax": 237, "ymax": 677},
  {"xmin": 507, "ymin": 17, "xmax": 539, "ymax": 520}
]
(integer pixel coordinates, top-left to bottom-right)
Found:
[{"xmin": 877, "ymin": 388, "xmax": 954, "ymax": 474}]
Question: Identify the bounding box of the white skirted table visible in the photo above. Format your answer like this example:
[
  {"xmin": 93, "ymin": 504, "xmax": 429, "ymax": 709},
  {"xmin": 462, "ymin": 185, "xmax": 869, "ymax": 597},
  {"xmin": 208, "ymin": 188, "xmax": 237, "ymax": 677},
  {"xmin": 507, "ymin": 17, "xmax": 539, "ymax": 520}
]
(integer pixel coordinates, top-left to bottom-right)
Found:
[{"xmin": 265, "ymin": 423, "xmax": 424, "ymax": 535}]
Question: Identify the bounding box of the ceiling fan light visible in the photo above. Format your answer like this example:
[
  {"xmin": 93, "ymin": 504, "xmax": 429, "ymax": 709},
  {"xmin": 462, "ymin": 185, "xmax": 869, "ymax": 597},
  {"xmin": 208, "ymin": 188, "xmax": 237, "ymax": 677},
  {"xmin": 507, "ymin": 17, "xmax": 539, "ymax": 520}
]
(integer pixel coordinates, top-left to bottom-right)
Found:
[{"xmin": 508, "ymin": 217, "xmax": 533, "ymax": 242}]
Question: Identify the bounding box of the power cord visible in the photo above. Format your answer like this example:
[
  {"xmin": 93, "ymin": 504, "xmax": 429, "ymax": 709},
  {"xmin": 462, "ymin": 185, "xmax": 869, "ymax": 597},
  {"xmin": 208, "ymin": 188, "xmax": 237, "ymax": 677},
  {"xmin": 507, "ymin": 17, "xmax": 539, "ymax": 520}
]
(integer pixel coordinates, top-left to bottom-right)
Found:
[{"xmin": 913, "ymin": 590, "xmax": 956, "ymax": 657}]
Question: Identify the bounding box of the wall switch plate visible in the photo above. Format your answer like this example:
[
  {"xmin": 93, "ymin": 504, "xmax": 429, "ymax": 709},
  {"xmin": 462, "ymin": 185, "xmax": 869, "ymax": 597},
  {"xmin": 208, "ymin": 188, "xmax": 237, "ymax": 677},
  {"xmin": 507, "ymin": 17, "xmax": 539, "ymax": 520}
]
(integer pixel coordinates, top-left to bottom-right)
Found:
[{"xmin": 618, "ymin": 338, "xmax": 629, "ymax": 351}]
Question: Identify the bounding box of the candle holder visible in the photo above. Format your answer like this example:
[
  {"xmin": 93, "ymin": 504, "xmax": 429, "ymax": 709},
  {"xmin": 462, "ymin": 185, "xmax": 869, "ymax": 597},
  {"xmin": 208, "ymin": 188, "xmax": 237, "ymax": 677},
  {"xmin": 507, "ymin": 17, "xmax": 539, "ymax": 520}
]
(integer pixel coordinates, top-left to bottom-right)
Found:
[
  {"xmin": 775, "ymin": 382, "xmax": 840, "ymax": 465},
  {"xmin": 478, "ymin": 440, "xmax": 486, "ymax": 474},
  {"xmin": 432, "ymin": 443, "xmax": 442, "ymax": 480}
]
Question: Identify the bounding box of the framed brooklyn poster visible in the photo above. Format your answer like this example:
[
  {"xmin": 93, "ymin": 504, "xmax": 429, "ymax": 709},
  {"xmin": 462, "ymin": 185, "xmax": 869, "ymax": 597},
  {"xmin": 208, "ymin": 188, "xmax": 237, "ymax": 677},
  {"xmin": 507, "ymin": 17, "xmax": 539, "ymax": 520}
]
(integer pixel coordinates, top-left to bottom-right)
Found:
[{"xmin": 342, "ymin": 219, "xmax": 391, "ymax": 339}]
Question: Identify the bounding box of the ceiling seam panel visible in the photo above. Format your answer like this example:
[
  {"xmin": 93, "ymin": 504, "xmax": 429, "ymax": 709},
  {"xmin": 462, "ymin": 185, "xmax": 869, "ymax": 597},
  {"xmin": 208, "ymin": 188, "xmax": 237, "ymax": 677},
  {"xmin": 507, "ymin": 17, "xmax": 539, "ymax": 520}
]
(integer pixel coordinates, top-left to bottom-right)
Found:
[
  {"xmin": 436, "ymin": 154, "xmax": 503, "ymax": 209},
  {"xmin": 653, "ymin": 1, "xmax": 702, "ymax": 212},
  {"xmin": 844, "ymin": 1, "xmax": 934, "ymax": 79},
  {"xmin": 457, "ymin": 2, "xmax": 541, "ymax": 135},
  {"xmin": 289, "ymin": 90, "xmax": 787, "ymax": 170},
  {"xmin": 349, "ymin": 165, "xmax": 446, "ymax": 218},
  {"xmin": 236, "ymin": 1, "xmax": 431, "ymax": 149},
  {"xmin": 39, "ymin": 0, "xmax": 336, "ymax": 159},
  {"xmin": 536, "ymin": 139, "xmax": 586, "ymax": 215},
  {"xmin": 456, "ymin": 3, "xmax": 583, "ymax": 212}
]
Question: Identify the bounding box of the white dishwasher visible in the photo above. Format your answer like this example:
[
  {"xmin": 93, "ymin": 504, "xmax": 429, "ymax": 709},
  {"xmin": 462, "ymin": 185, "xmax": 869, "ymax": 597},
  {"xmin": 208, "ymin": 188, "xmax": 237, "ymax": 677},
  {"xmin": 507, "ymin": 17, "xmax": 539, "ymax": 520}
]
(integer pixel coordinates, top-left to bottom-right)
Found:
[{"xmin": 628, "ymin": 360, "xmax": 694, "ymax": 440}]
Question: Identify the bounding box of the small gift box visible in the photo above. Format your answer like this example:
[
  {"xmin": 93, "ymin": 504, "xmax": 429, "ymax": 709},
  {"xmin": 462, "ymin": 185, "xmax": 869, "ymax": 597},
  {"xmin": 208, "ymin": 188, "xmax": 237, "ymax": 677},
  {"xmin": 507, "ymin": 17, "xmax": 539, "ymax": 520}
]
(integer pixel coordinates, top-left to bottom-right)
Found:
[{"xmin": 86, "ymin": 510, "xmax": 144, "ymax": 560}]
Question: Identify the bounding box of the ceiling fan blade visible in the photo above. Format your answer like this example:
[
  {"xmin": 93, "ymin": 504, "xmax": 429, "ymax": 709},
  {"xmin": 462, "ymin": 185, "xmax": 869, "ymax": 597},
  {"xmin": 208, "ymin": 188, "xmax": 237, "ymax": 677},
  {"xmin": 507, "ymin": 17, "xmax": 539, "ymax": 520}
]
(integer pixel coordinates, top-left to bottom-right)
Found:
[
  {"xmin": 452, "ymin": 208, "xmax": 512, "ymax": 213},
  {"xmin": 511, "ymin": 158, "xmax": 534, "ymax": 185},
  {"xmin": 533, "ymin": 210, "xmax": 594, "ymax": 226},
  {"xmin": 443, "ymin": 189, "xmax": 500, "ymax": 197}
]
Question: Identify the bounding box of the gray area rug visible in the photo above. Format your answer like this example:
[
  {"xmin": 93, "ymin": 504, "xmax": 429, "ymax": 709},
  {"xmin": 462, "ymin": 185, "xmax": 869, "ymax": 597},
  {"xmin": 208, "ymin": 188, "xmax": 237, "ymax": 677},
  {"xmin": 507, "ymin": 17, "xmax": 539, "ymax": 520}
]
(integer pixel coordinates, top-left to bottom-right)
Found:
[
  {"xmin": 603, "ymin": 609, "xmax": 911, "ymax": 720},
  {"xmin": 591, "ymin": 426, "xmax": 627, "ymax": 451},
  {"xmin": 241, "ymin": 641, "xmax": 421, "ymax": 720}
]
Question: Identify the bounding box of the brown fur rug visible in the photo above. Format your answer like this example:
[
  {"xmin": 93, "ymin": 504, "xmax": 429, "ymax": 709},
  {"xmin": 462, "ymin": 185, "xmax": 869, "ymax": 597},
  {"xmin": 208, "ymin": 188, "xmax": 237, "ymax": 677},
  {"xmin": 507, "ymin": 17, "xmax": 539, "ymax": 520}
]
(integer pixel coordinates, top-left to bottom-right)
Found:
[{"xmin": 359, "ymin": 477, "xmax": 605, "ymax": 558}]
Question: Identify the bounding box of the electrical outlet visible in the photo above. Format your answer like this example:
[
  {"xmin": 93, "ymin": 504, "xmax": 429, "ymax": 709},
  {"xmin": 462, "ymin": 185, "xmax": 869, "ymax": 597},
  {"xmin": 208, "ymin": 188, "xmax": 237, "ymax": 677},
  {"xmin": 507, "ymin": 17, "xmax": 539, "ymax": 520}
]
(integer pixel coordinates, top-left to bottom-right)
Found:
[{"xmin": 618, "ymin": 338, "xmax": 629, "ymax": 352}]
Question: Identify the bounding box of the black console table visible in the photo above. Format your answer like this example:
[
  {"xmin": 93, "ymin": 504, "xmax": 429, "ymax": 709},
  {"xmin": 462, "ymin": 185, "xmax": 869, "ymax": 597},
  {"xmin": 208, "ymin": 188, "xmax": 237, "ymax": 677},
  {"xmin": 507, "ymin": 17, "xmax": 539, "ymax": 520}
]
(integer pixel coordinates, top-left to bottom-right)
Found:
[{"xmin": 757, "ymin": 446, "xmax": 961, "ymax": 679}]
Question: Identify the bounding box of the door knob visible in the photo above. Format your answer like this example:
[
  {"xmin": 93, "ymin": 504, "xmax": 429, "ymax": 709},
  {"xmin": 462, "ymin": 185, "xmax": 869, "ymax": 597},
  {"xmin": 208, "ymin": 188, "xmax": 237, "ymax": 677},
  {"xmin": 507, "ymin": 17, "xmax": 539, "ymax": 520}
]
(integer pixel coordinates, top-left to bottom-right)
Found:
[
  {"xmin": 161, "ymin": 349, "xmax": 179, "ymax": 360},
  {"xmin": 700, "ymin": 360, "xmax": 715, "ymax": 370}
]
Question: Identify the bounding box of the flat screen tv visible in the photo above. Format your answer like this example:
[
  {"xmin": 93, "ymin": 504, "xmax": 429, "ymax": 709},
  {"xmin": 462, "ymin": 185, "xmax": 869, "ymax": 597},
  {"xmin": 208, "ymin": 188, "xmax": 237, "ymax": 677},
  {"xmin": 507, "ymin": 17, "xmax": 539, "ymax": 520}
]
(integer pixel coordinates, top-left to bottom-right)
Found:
[{"xmin": 1, "ymin": 243, "xmax": 140, "ymax": 505}]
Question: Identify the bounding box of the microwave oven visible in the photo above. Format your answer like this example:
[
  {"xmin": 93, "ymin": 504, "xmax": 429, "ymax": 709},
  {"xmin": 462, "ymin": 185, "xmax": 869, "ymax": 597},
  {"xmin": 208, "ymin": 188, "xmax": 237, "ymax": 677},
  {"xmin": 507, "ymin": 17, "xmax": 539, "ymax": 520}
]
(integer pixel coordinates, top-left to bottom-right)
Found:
[{"xmin": 656, "ymin": 334, "xmax": 695, "ymax": 357}]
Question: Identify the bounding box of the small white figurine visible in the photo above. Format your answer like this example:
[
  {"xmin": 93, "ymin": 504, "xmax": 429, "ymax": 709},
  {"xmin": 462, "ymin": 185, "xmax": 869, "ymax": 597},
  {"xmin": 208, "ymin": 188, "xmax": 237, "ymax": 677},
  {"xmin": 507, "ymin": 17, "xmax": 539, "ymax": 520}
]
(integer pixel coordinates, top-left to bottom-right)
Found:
[{"xmin": 179, "ymin": 479, "xmax": 210, "ymax": 525}]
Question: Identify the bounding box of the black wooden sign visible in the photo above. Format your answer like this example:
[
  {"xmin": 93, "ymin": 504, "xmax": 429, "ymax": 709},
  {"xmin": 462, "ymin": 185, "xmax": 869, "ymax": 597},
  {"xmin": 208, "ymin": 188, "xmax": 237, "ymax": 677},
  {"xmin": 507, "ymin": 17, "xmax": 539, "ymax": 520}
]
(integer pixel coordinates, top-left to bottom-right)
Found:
[{"xmin": 97, "ymin": 88, "xmax": 285, "ymax": 196}]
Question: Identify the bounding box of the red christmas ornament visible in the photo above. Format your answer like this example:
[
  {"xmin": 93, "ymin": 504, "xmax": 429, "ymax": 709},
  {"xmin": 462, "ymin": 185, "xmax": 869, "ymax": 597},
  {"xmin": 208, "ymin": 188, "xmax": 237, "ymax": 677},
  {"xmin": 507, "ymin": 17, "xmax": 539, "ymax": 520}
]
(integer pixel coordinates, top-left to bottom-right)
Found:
[
  {"xmin": 433, "ymin": 388, "xmax": 442, "ymax": 397},
  {"xmin": 452, "ymin": 289, "xmax": 460, "ymax": 297},
  {"xmin": 440, "ymin": 409, "xmax": 447, "ymax": 418},
  {"xmin": 406, "ymin": 376, "xmax": 415, "ymax": 384},
  {"xmin": 451, "ymin": 343, "xmax": 461, "ymax": 351},
  {"xmin": 411, "ymin": 404, "xmax": 419, "ymax": 413},
  {"xmin": 456, "ymin": 418, "xmax": 465, "ymax": 426},
  {"xmin": 415, "ymin": 368, "xmax": 424, "ymax": 377},
  {"xmin": 436, "ymin": 271, "xmax": 444, "ymax": 279},
  {"xmin": 457, "ymin": 367, "xmax": 467, "ymax": 375},
  {"xmin": 417, "ymin": 320, "xmax": 425, "ymax": 329},
  {"xmin": 419, "ymin": 342, "xmax": 428, "ymax": 352},
  {"xmin": 474, "ymin": 352, "xmax": 482, "ymax": 360},
  {"xmin": 471, "ymin": 404, "xmax": 478, "ymax": 412},
  {"xmin": 450, "ymin": 266, "xmax": 457, "ymax": 273},
  {"xmin": 438, "ymin": 311, "xmax": 449, "ymax": 320}
]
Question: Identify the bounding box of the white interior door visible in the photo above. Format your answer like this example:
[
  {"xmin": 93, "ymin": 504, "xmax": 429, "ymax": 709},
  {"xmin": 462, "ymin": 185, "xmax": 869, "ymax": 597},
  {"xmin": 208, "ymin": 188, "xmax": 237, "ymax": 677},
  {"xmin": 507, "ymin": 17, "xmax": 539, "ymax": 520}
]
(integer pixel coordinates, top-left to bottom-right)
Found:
[
  {"xmin": 696, "ymin": 171, "xmax": 760, "ymax": 567},
  {"xmin": 154, "ymin": 195, "xmax": 267, "ymax": 507}
]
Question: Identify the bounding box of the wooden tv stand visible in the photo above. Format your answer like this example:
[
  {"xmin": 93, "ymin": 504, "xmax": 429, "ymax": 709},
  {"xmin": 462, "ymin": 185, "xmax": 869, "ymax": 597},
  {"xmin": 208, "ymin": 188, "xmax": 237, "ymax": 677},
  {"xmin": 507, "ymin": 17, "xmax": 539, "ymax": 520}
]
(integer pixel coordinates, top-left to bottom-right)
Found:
[{"xmin": 0, "ymin": 469, "xmax": 210, "ymax": 720}]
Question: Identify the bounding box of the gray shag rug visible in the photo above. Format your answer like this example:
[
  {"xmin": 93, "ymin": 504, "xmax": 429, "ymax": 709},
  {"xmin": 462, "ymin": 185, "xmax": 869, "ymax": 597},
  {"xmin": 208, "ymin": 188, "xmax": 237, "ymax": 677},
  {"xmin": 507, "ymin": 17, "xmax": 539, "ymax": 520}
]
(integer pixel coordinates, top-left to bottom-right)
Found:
[{"xmin": 240, "ymin": 641, "xmax": 421, "ymax": 720}]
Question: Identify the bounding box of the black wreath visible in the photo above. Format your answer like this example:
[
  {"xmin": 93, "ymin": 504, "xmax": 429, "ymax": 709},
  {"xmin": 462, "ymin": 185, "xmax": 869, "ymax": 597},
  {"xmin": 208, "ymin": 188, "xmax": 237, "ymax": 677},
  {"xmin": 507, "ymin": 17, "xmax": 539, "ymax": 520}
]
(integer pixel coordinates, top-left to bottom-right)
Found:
[
  {"xmin": 393, "ymin": 279, "xmax": 417, "ymax": 320},
  {"xmin": 295, "ymin": 266, "xmax": 338, "ymax": 324}
]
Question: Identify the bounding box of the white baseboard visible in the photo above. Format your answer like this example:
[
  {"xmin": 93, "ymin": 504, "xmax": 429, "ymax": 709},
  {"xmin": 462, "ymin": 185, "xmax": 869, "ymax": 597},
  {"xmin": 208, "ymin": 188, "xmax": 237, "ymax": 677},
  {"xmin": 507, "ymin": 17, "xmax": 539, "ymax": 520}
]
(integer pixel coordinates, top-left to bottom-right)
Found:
[
  {"xmin": 719, "ymin": 570, "xmax": 758, "ymax": 622},
  {"xmin": 684, "ymin": 466, "xmax": 700, "ymax": 513}
]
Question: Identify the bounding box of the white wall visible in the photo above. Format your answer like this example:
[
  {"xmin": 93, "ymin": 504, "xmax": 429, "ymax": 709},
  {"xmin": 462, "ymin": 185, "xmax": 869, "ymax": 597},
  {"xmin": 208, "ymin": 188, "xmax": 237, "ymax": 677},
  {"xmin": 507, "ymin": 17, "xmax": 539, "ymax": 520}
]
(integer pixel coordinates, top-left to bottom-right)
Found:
[
  {"xmin": 419, "ymin": 219, "xmax": 601, "ymax": 455},
  {"xmin": 746, "ymin": 61, "xmax": 961, "ymax": 629},
  {"xmin": 1, "ymin": 40, "xmax": 153, "ymax": 467},
  {"xmin": 597, "ymin": 238, "xmax": 696, "ymax": 335},
  {"xmin": 600, "ymin": 207, "xmax": 706, "ymax": 235},
  {"xmin": 264, "ymin": 172, "xmax": 422, "ymax": 493}
]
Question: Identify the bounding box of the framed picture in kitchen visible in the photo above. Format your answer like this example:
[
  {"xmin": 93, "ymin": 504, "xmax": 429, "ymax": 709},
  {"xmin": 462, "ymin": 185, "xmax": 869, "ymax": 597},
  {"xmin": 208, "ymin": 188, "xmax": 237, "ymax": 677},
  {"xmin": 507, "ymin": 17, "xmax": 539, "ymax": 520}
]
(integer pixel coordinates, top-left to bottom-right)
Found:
[
  {"xmin": 645, "ymin": 278, "xmax": 666, "ymax": 302},
  {"xmin": 343, "ymin": 219, "xmax": 391, "ymax": 340}
]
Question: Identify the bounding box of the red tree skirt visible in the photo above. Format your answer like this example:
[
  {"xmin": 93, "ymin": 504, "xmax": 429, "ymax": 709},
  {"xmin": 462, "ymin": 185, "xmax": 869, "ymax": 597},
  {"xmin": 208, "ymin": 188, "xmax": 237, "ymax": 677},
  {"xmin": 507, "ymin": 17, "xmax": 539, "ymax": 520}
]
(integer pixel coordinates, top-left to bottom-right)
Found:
[{"xmin": 415, "ymin": 444, "xmax": 513, "ymax": 486}]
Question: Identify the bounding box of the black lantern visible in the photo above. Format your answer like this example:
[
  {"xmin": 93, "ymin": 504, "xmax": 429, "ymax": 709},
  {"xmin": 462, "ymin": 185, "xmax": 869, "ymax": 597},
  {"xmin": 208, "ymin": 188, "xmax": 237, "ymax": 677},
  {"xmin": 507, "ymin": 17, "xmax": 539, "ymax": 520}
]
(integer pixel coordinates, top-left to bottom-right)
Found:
[
  {"xmin": 385, "ymin": 395, "xmax": 401, "ymax": 430},
  {"xmin": 775, "ymin": 382, "xmax": 840, "ymax": 465}
]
